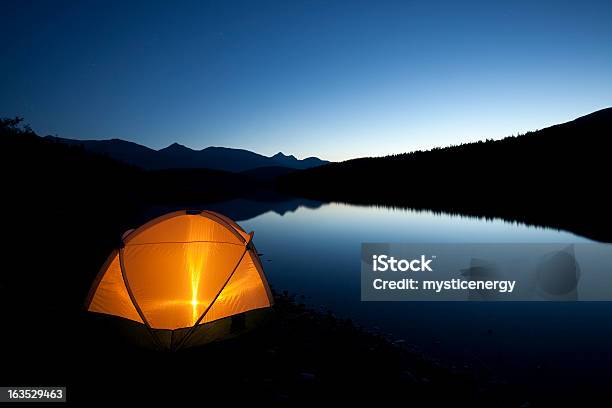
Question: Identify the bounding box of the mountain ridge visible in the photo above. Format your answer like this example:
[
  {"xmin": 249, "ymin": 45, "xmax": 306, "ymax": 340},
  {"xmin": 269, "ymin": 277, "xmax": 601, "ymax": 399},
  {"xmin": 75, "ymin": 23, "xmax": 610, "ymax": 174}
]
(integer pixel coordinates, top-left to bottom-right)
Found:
[{"xmin": 45, "ymin": 136, "xmax": 329, "ymax": 172}]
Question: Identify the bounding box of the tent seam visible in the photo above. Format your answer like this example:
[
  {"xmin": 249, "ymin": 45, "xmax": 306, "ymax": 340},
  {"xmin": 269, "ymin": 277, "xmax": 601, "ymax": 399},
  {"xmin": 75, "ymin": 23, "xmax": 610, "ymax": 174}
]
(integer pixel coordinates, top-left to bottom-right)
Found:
[{"xmin": 125, "ymin": 240, "xmax": 243, "ymax": 247}]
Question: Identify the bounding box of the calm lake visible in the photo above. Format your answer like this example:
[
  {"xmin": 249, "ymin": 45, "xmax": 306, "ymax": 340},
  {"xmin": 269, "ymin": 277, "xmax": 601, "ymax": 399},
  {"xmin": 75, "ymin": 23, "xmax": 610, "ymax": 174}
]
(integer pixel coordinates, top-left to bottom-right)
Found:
[{"xmin": 151, "ymin": 199, "xmax": 611, "ymax": 392}]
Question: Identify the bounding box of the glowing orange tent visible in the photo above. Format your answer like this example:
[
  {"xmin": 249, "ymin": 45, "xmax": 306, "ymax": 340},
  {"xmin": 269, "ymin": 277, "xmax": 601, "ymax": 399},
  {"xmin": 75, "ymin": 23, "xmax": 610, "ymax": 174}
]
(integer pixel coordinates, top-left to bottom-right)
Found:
[{"xmin": 85, "ymin": 210, "xmax": 273, "ymax": 350}]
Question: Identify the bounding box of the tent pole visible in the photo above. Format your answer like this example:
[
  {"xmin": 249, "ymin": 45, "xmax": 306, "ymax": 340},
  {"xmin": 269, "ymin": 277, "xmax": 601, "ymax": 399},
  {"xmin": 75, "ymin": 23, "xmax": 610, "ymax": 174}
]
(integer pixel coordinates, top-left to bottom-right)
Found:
[
  {"xmin": 119, "ymin": 245, "xmax": 166, "ymax": 351},
  {"xmin": 173, "ymin": 235, "xmax": 253, "ymax": 351}
]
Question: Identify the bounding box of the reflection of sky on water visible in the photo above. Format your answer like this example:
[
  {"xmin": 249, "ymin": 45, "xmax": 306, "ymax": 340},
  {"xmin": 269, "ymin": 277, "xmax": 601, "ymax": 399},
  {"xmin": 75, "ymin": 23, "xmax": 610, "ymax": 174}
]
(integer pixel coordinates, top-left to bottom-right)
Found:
[{"xmin": 219, "ymin": 201, "xmax": 610, "ymax": 388}]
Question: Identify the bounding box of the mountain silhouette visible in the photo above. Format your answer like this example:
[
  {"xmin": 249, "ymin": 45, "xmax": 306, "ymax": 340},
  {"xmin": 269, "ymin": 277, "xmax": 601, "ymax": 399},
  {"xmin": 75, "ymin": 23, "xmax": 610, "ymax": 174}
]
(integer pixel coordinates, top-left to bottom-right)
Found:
[
  {"xmin": 45, "ymin": 136, "xmax": 328, "ymax": 172},
  {"xmin": 278, "ymin": 107, "xmax": 612, "ymax": 241},
  {"xmin": 271, "ymin": 152, "xmax": 328, "ymax": 169}
]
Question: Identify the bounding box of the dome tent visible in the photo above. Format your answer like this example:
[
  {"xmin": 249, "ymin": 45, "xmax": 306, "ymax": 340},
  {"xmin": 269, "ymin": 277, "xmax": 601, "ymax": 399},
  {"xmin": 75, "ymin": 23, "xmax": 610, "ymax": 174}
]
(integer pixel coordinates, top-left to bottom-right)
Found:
[{"xmin": 85, "ymin": 210, "xmax": 273, "ymax": 351}]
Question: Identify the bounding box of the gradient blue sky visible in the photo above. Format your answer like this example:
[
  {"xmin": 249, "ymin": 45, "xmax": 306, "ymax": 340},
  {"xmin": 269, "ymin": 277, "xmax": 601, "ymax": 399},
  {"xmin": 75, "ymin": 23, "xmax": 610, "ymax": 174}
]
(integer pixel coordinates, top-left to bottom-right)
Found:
[{"xmin": 2, "ymin": 0, "xmax": 611, "ymax": 161}]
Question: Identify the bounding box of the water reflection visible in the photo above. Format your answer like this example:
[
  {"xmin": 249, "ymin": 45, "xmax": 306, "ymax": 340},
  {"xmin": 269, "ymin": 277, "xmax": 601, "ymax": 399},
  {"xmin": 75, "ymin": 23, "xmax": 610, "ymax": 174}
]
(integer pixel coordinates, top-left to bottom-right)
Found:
[{"xmin": 149, "ymin": 200, "xmax": 611, "ymax": 390}]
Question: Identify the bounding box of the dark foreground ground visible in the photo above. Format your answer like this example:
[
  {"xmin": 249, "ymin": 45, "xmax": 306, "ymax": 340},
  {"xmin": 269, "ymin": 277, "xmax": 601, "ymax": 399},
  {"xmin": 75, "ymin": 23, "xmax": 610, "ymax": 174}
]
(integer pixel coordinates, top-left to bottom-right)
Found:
[{"xmin": 1, "ymin": 291, "xmax": 524, "ymax": 406}]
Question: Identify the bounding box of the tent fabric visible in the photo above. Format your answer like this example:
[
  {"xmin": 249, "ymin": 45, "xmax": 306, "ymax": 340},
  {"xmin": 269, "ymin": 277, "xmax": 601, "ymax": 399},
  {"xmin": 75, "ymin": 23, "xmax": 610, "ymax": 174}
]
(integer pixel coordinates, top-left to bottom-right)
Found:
[
  {"xmin": 85, "ymin": 210, "xmax": 273, "ymax": 349},
  {"xmin": 87, "ymin": 250, "xmax": 143, "ymax": 324}
]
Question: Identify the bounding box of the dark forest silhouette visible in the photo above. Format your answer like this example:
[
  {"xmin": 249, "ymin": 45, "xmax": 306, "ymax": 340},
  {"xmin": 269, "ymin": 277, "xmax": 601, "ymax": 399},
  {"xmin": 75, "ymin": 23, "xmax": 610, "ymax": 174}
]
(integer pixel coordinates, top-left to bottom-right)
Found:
[
  {"xmin": 1, "ymin": 117, "xmax": 301, "ymax": 311},
  {"xmin": 278, "ymin": 108, "xmax": 612, "ymax": 242},
  {"xmin": 3, "ymin": 107, "xmax": 611, "ymax": 316}
]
